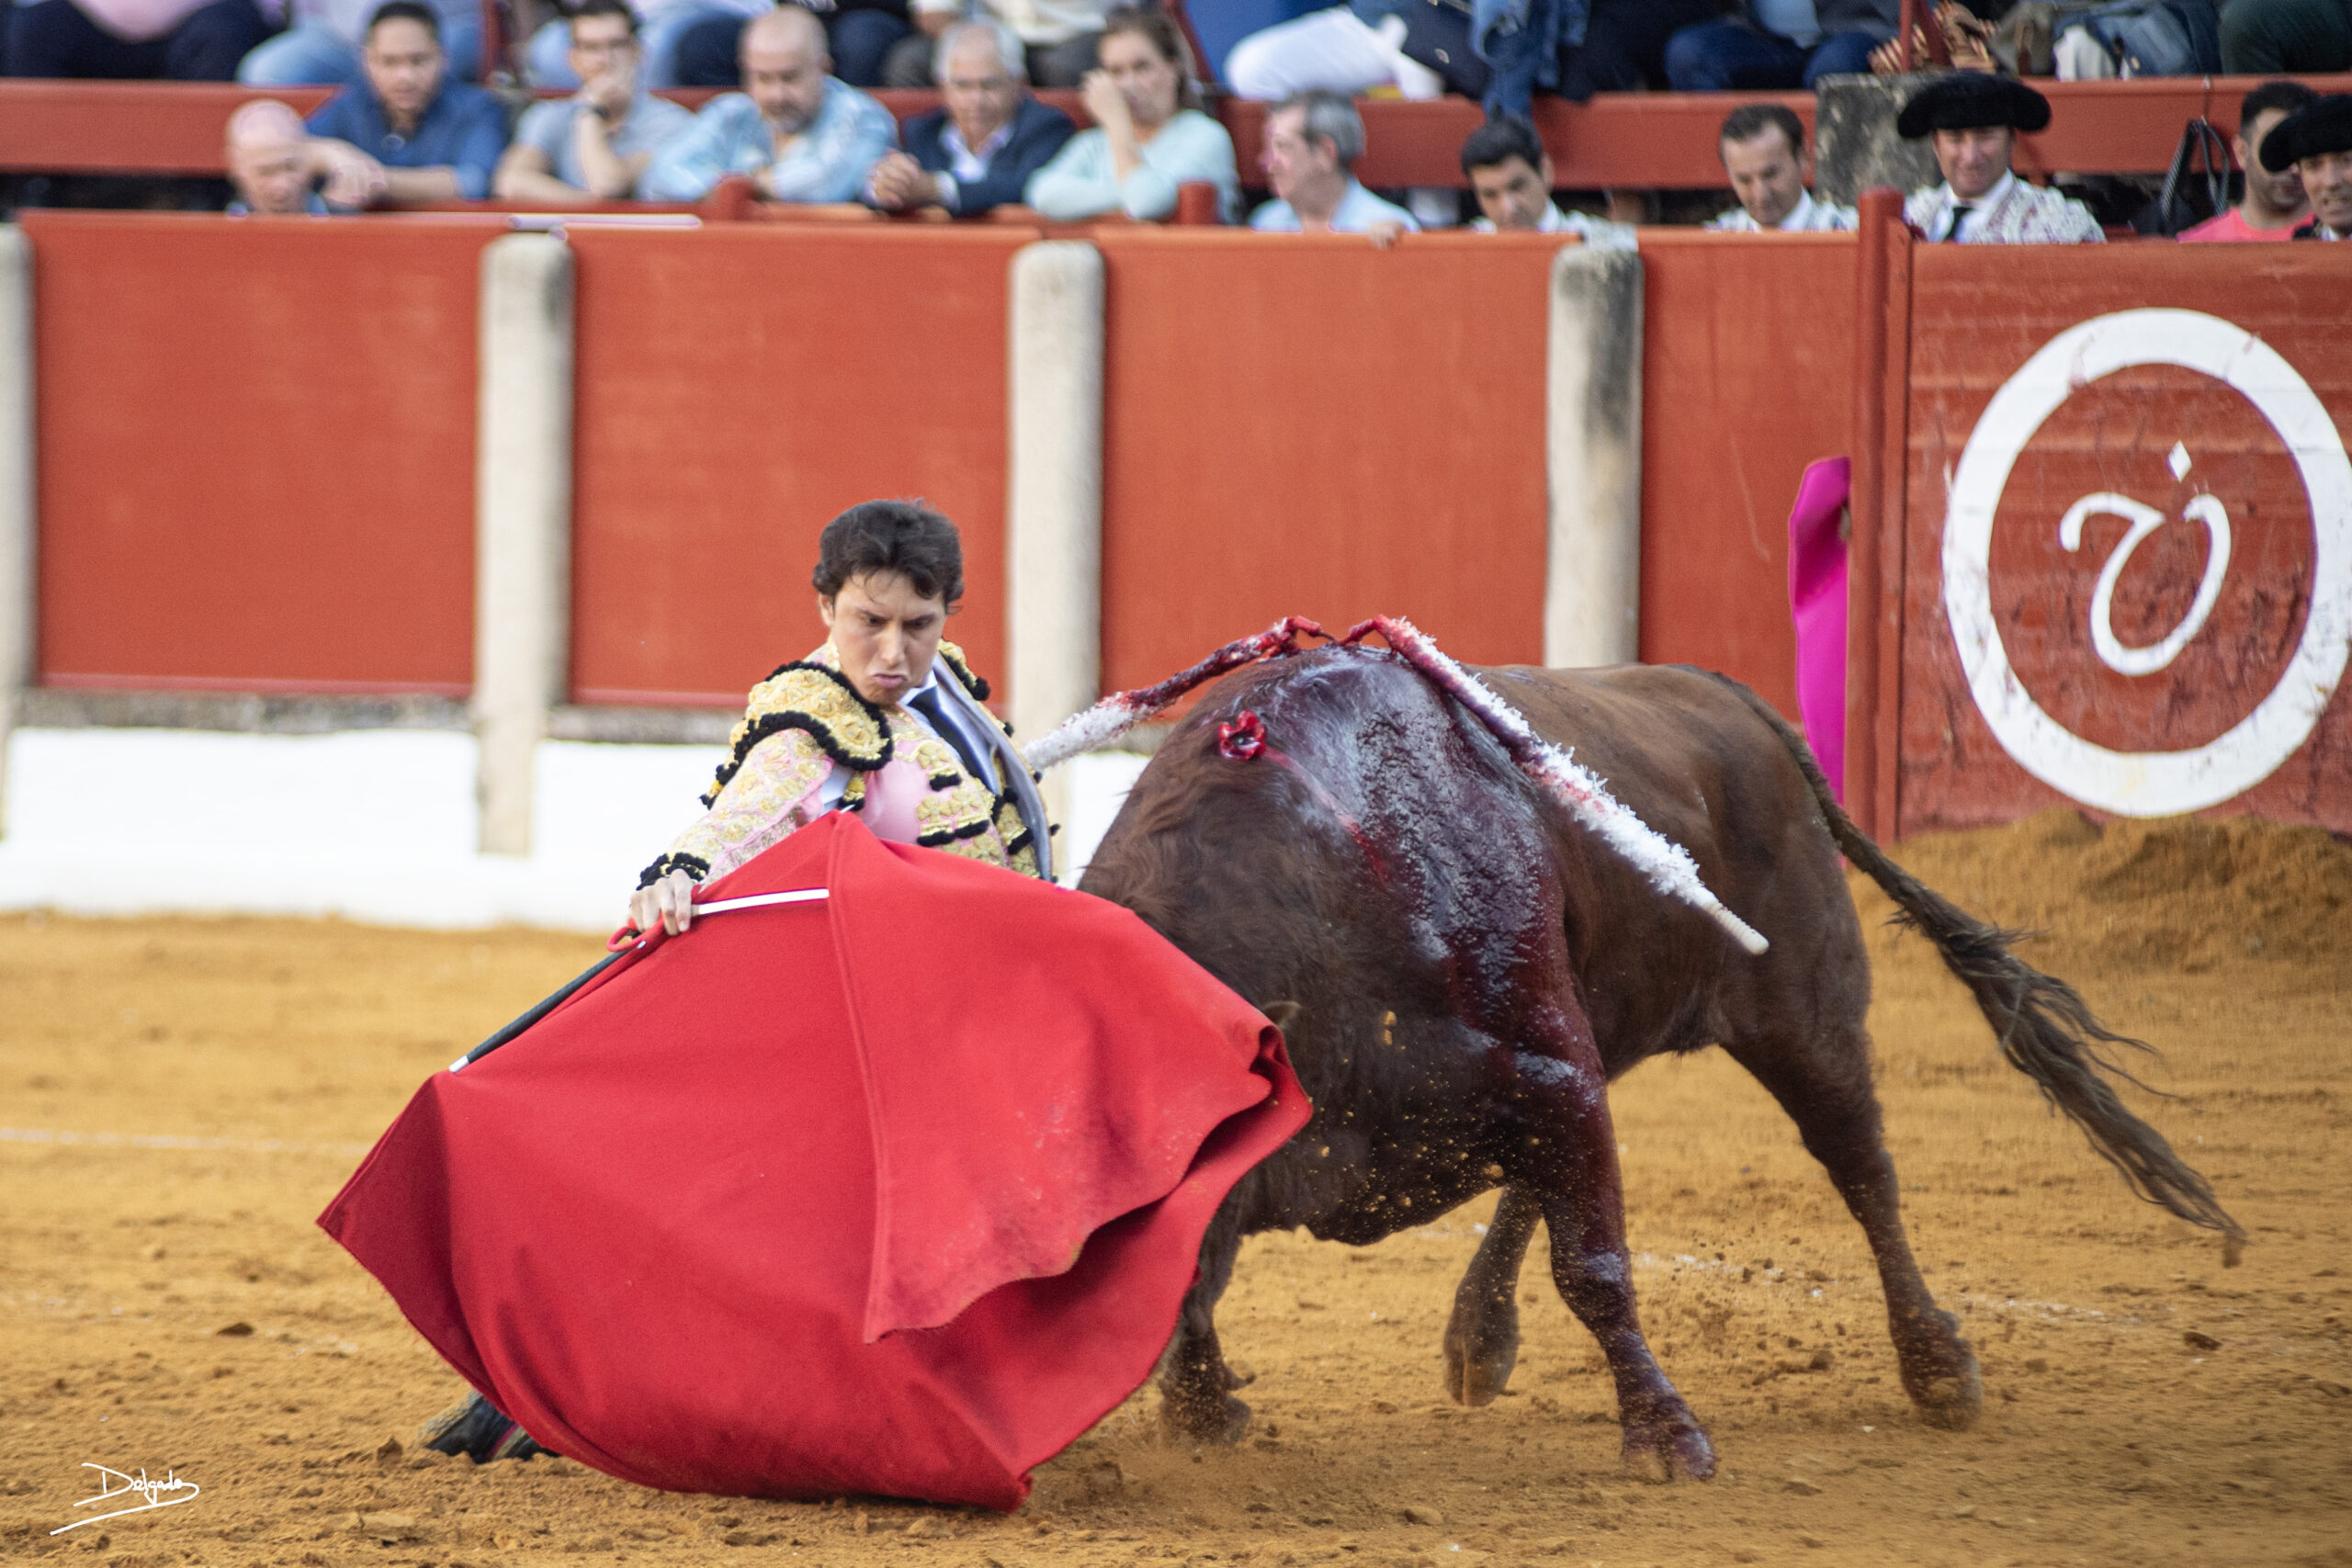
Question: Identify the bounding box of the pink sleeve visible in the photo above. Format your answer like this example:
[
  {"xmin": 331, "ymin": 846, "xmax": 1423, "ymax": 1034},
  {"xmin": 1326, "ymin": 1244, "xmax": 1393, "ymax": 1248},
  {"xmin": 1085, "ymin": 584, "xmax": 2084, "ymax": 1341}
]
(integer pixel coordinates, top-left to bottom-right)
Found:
[{"xmin": 662, "ymin": 728, "xmax": 841, "ymax": 884}]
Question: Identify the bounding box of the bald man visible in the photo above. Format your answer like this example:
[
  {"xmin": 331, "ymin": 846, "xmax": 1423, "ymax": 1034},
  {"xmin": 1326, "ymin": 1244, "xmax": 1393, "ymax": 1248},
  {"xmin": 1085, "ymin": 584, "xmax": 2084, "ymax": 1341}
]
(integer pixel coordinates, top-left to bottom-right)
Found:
[
  {"xmin": 224, "ymin": 100, "xmax": 329, "ymax": 214},
  {"xmin": 639, "ymin": 5, "xmax": 895, "ymax": 202}
]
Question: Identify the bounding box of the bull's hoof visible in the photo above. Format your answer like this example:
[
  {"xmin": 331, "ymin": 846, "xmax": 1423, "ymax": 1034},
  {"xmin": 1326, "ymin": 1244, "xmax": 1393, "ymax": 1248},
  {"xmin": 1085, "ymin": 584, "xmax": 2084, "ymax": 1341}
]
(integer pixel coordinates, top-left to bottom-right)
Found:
[
  {"xmin": 1442, "ymin": 1311, "xmax": 1520, "ymax": 1407},
  {"xmin": 1906, "ymin": 1356, "xmax": 1984, "ymax": 1430},
  {"xmin": 1160, "ymin": 1390, "xmax": 1251, "ymax": 1447},
  {"xmin": 1619, "ymin": 1412, "xmax": 1716, "ymax": 1483},
  {"xmin": 1897, "ymin": 1313, "xmax": 1983, "ymax": 1430}
]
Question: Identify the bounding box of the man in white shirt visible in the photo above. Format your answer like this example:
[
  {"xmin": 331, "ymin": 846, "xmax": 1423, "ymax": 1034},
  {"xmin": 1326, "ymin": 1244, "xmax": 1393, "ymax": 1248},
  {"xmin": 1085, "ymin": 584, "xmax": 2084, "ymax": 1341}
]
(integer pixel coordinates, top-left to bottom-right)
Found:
[
  {"xmin": 2260, "ymin": 92, "xmax": 2352, "ymax": 240},
  {"xmin": 1705, "ymin": 102, "xmax": 1855, "ymax": 232},
  {"xmin": 1897, "ymin": 73, "xmax": 2102, "ymax": 244},
  {"xmin": 1458, "ymin": 114, "xmax": 1637, "ymax": 248},
  {"xmin": 1249, "ymin": 90, "xmax": 1418, "ymax": 240}
]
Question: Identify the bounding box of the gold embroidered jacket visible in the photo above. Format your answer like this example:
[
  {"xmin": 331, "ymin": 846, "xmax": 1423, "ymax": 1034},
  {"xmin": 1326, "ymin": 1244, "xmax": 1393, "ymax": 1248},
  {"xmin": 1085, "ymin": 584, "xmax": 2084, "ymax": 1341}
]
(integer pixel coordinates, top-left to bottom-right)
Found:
[{"xmin": 640, "ymin": 642, "xmax": 1043, "ymax": 886}]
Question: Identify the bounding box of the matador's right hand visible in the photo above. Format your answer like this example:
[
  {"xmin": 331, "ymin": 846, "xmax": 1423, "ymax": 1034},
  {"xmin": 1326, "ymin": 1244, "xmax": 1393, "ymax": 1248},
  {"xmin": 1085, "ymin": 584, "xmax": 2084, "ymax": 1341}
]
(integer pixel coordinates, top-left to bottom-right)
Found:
[{"xmin": 629, "ymin": 868, "xmax": 702, "ymax": 939}]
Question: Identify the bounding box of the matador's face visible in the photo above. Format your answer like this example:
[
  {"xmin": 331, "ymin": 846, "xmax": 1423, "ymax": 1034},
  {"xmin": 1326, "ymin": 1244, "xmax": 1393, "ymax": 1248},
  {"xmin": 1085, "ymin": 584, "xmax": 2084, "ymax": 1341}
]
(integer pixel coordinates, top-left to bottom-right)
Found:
[{"xmin": 820, "ymin": 572, "xmax": 948, "ymax": 708}]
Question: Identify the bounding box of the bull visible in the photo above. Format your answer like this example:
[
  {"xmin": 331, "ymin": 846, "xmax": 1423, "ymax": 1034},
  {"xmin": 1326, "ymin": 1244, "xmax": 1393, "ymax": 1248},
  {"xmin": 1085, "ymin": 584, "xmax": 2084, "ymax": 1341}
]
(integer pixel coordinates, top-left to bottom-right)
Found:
[{"xmin": 1051, "ymin": 621, "xmax": 2238, "ymax": 1480}]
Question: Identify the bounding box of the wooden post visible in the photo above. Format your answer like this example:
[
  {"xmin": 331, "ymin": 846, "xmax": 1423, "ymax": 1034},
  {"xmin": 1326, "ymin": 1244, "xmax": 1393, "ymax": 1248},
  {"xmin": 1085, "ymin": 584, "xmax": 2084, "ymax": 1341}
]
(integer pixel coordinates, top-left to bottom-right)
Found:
[
  {"xmin": 0, "ymin": 226, "xmax": 30, "ymax": 837},
  {"xmin": 473, "ymin": 232, "xmax": 575, "ymax": 857},
  {"xmin": 1844, "ymin": 188, "xmax": 1911, "ymax": 841}
]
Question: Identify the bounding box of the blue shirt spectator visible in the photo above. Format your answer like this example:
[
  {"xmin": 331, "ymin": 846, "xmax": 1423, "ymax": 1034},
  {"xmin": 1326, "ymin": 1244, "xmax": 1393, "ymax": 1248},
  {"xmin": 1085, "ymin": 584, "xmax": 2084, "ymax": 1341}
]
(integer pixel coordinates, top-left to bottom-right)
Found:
[
  {"xmin": 1245, "ymin": 91, "xmax": 1413, "ymax": 236},
  {"xmin": 302, "ymin": 3, "xmax": 508, "ymax": 202},
  {"xmin": 639, "ymin": 7, "xmax": 897, "ymax": 202},
  {"xmin": 496, "ymin": 0, "xmax": 695, "ymax": 202}
]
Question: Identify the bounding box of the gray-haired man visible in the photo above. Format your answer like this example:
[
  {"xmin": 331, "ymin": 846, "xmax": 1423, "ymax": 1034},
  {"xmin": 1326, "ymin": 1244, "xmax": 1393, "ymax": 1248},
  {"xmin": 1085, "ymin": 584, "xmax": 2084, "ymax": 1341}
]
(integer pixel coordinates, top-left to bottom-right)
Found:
[
  {"xmin": 1248, "ymin": 87, "xmax": 1416, "ymax": 240},
  {"xmin": 868, "ymin": 17, "xmax": 1075, "ymax": 215}
]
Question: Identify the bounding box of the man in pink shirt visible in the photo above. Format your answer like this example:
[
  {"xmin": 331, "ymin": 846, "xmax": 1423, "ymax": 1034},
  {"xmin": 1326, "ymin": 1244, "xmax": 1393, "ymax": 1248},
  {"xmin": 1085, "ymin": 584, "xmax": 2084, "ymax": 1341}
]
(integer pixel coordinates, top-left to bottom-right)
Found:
[
  {"xmin": 2181, "ymin": 79, "xmax": 2319, "ymax": 242},
  {"xmin": 4, "ymin": 0, "xmax": 270, "ymax": 79}
]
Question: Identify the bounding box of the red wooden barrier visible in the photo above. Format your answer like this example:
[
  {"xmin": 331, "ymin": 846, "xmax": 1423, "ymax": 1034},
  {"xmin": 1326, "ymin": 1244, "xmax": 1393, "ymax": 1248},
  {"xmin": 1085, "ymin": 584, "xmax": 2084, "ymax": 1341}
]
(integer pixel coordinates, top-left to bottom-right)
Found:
[
  {"xmin": 27, "ymin": 211, "xmax": 497, "ymax": 695},
  {"xmin": 1885, "ymin": 245, "xmax": 2352, "ymax": 838},
  {"xmin": 564, "ymin": 224, "xmax": 1035, "ymax": 708},
  {"xmin": 1633, "ymin": 231, "xmax": 1858, "ymax": 718},
  {"xmin": 1093, "ymin": 230, "xmax": 1565, "ymax": 695},
  {"xmin": 0, "ymin": 82, "xmax": 332, "ymax": 175}
]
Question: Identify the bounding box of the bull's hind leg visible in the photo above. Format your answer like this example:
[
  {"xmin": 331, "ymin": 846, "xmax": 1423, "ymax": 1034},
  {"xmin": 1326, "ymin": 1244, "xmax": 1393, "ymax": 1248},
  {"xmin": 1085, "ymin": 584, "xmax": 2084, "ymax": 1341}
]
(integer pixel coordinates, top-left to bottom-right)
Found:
[
  {"xmin": 1504, "ymin": 1044, "xmax": 1714, "ymax": 1481},
  {"xmin": 1157, "ymin": 1208, "xmax": 1252, "ymax": 1444},
  {"xmin": 1724, "ymin": 1025, "xmax": 1983, "ymax": 1429},
  {"xmin": 1444, "ymin": 1187, "xmax": 1541, "ymax": 1405}
]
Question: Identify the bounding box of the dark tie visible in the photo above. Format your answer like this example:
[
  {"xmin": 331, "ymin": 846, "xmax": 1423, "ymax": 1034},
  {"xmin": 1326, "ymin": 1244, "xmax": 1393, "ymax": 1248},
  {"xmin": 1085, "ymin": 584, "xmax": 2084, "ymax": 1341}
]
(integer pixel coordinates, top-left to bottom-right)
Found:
[
  {"xmin": 908, "ymin": 688, "xmax": 992, "ymax": 784},
  {"xmin": 1944, "ymin": 203, "xmax": 1973, "ymax": 241}
]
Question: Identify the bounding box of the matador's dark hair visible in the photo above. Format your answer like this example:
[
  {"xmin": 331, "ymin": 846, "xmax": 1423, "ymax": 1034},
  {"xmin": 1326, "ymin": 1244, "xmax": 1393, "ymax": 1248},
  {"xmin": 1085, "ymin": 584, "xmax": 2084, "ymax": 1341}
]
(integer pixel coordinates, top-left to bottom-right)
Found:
[{"xmin": 812, "ymin": 500, "xmax": 965, "ymax": 608}]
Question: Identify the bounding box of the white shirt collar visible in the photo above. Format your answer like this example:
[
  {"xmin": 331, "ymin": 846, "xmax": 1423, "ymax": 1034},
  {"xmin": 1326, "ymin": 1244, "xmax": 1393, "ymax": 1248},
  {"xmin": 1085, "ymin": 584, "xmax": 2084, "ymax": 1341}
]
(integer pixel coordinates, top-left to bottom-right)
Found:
[
  {"xmin": 1776, "ymin": 190, "xmax": 1817, "ymax": 231},
  {"xmin": 1941, "ymin": 171, "xmax": 2016, "ymax": 238},
  {"xmin": 941, "ymin": 118, "xmax": 1013, "ymax": 182}
]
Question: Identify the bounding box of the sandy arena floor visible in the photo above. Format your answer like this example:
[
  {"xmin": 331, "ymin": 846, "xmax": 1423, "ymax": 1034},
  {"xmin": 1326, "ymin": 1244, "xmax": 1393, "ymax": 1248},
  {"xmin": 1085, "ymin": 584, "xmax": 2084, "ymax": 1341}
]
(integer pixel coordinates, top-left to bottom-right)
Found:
[{"xmin": 2, "ymin": 810, "xmax": 2347, "ymax": 1568}]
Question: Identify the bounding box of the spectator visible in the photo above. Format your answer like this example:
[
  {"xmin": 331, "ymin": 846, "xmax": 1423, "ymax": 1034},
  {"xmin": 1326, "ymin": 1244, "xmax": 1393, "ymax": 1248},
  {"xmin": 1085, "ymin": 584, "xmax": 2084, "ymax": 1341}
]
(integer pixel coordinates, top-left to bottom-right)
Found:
[
  {"xmin": 1250, "ymin": 89, "xmax": 1417, "ymax": 237},
  {"xmin": 1024, "ymin": 5, "xmax": 1238, "ymax": 222},
  {"xmin": 6, "ymin": 0, "xmax": 270, "ymax": 80},
  {"xmin": 527, "ymin": 0, "xmax": 774, "ymax": 89},
  {"xmin": 238, "ymin": 0, "xmax": 481, "ymax": 86},
  {"xmin": 886, "ymin": 0, "xmax": 1114, "ymax": 86},
  {"xmin": 1897, "ymin": 73, "xmax": 2101, "ymax": 243},
  {"xmin": 498, "ymin": 0, "xmax": 695, "ymax": 201},
  {"xmin": 2221, "ymin": 0, "xmax": 2352, "ymax": 73},
  {"xmin": 640, "ymin": 5, "xmax": 897, "ymax": 201},
  {"xmin": 224, "ymin": 99, "xmax": 329, "ymax": 212},
  {"xmin": 2260, "ymin": 91, "xmax": 2352, "ymax": 238},
  {"xmin": 1705, "ymin": 102, "xmax": 1855, "ymax": 231},
  {"xmin": 1223, "ymin": 1, "xmax": 1449, "ymax": 104},
  {"xmin": 868, "ymin": 19, "xmax": 1075, "ymax": 216},
  {"xmin": 1458, "ymin": 113, "xmax": 1634, "ymax": 245},
  {"xmin": 302, "ymin": 3, "xmax": 508, "ymax": 204},
  {"xmin": 2181, "ymin": 79, "xmax": 2317, "ymax": 240},
  {"xmin": 670, "ymin": 0, "xmax": 919, "ymax": 88},
  {"xmin": 1664, "ymin": 0, "xmax": 1896, "ymax": 90}
]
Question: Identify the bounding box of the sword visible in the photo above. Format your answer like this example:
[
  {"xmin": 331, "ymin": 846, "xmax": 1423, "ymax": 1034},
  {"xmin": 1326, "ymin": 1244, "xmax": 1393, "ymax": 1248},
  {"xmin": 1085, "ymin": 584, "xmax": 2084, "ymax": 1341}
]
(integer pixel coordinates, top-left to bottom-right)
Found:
[{"xmin": 447, "ymin": 888, "xmax": 831, "ymax": 1073}]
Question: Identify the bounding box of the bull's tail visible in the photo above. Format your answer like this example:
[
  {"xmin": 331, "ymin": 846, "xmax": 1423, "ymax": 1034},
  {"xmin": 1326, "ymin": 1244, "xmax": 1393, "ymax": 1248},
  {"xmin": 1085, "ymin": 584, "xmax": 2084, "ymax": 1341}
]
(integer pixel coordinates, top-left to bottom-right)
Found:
[{"xmin": 1711, "ymin": 675, "xmax": 2245, "ymax": 1252}]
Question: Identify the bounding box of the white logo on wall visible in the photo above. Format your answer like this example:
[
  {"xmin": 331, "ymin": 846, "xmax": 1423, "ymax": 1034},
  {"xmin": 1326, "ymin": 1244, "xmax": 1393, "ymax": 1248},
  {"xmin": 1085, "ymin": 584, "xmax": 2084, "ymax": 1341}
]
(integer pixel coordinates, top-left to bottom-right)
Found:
[{"xmin": 1943, "ymin": 308, "xmax": 2352, "ymax": 817}]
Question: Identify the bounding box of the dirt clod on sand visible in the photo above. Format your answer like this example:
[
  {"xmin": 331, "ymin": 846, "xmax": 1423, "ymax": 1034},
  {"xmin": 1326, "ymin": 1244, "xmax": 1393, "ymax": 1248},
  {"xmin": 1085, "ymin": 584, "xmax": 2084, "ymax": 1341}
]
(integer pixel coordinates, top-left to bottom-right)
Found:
[{"xmin": 2, "ymin": 811, "xmax": 2347, "ymax": 1566}]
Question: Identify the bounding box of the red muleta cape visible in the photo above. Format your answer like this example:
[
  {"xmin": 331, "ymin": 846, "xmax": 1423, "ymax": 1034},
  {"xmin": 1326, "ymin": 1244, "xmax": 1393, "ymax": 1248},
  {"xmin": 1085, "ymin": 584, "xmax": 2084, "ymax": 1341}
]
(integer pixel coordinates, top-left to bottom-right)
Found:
[{"xmin": 318, "ymin": 814, "xmax": 1308, "ymax": 1509}]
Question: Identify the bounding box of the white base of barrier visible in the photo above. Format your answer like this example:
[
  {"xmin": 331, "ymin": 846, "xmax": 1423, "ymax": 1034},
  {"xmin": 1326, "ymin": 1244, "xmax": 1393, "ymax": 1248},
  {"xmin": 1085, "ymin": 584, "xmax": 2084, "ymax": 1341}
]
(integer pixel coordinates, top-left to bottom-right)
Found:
[{"xmin": 0, "ymin": 729, "xmax": 1151, "ymax": 932}]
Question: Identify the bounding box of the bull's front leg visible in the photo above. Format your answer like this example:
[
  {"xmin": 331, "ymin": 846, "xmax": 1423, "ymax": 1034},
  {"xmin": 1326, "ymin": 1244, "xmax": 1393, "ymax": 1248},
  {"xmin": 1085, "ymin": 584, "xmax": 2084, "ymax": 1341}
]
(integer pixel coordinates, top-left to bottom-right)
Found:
[
  {"xmin": 1157, "ymin": 1207, "xmax": 1250, "ymax": 1444},
  {"xmin": 1444, "ymin": 1185, "xmax": 1541, "ymax": 1405},
  {"xmin": 1506, "ymin": 1023, "xmax": 1714, "ymax": 1482}
]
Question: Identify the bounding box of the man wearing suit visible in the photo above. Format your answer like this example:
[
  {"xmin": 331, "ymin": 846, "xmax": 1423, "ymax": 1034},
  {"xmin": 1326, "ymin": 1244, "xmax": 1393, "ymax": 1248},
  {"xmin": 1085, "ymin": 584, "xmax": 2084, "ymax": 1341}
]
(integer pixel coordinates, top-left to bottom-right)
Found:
[{"xmin": 867, "ymin": 17, "xmax": 1074, "ymax": 216}]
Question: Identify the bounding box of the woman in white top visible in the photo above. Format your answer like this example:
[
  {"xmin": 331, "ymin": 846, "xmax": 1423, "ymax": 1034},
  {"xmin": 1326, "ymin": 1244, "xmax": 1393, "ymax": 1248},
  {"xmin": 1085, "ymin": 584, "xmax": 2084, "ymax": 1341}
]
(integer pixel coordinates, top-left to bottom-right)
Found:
[{"xmin": 1024, "ymin": 4, "xmax": 1238, "ymax": 222}]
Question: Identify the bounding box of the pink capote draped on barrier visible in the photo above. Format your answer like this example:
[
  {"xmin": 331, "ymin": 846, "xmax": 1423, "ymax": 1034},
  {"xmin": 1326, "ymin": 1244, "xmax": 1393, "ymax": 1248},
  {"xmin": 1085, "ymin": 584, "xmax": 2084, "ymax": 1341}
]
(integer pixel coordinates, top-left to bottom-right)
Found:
[
  {"xmin": 1787, "ymin": 457, "xmax": 1853, "ymax": 802},
  {"xmin": 319, "ymin": 814, "xmax": 1310, "ymax": 1509}
]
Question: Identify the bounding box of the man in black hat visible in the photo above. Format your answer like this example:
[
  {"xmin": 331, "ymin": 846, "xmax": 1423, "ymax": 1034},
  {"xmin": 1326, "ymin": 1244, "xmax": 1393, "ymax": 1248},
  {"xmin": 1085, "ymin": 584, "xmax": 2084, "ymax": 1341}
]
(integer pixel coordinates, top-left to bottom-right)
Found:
[
  {"xmin": 1897, "ymin": 73, "xmax": 2102, "ymax": 243},
  {"xmin": 2260, "ymin": 92, "xmax": 2352, "ymax": 240}
]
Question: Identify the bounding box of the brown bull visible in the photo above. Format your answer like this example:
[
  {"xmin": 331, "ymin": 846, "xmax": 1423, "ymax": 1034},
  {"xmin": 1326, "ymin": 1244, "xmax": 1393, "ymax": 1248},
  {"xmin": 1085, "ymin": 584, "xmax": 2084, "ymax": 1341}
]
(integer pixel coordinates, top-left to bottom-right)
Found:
[{"xmin": 1073, "ymin": 642, "xmax": 2236, "ymax": 1479}]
